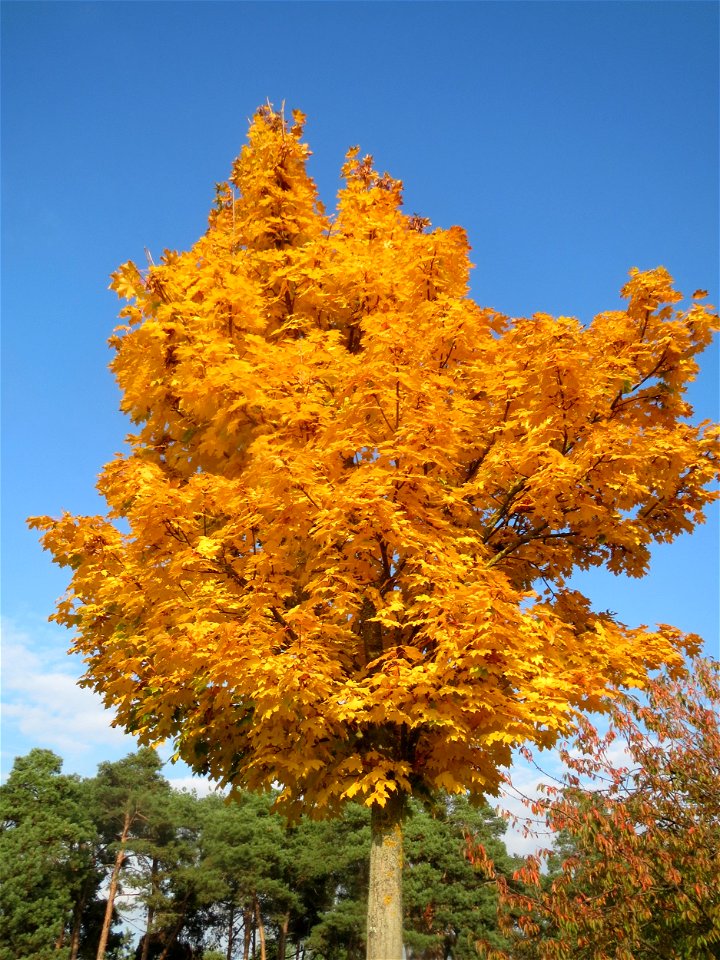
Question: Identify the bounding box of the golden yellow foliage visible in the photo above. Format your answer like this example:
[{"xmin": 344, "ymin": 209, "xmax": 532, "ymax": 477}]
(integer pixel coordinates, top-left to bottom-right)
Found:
[{"xmin": 31, "ymin": 106, "xmax": 719, "ymax": 818}]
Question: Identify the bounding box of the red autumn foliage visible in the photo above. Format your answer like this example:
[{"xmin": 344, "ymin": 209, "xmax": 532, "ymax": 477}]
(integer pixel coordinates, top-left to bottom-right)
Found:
[{"xmin": 470, "ymin": 657, "xmax": 720, "ymax": 959}]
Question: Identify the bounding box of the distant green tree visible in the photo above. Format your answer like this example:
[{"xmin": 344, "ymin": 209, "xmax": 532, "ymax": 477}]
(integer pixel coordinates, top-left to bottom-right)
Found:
[
  {"xmin": 0, "ymin": 749, "xmax": 97, "ymax": 959},
  {"xmin": 201, "ymin": 791, "xmax": 300, "ymax": 960},
  {"xmin": 403, "ymin": 797, "xmax": 519, "ymax": 959},
  {"xmin": 302, "ymin": 804, "xmax": 370, "ymax": 960},
  {"xmin": 92, "ymin": 749, "xmax": 172, "ymax": 960},
  {"xmin": 129, "ymin": 787, "xmax": 196, "ymax": 960}
]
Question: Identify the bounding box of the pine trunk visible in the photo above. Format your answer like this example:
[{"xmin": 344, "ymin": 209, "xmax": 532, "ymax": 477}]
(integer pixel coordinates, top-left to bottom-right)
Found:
[
  {"xmin": 157, "ymin": 906, "xmax": 187, "ymax": 960},
  {"xmin": 140, "ymin": 857, "xmax": 158, "ymax": 960},
  {"xmin": 254, "ymin": 895, "xmax": 267, "ymax": 960},
  {"xmin": 69, "ymin": 909, "xmax": 82, "ymax": 960},
  {"xmin": 276, "ymin": 911, "xmax": 289, "ymax": 960},
  {"xmin": 366, "ymin": 796, "xmax": 405, "ymax": 960},
  {"xmin": 96, "ymin": 810, "xmax": 131, "ymax": 960},
  {"xmin": 226, "ymin": 903, "xmax": 235, "ymax": 960},
  {"xmin": 242, "ymin": 906, "xmax": 252, "ymax": 960},
  {"xmin": 69, "ymin": 880, "xmax": 91, "ymax": 960}
]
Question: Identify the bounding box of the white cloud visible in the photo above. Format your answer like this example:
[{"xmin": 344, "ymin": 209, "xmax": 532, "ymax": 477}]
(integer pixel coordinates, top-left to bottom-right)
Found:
[
  {"xmin": 166, "ymin": 774, "xmax": 226, "ymax": 797},
  {"xmin": 1, "ymin": 617, "xmax": 140, "ymax": 777},
  {"xmin": 0, "ymin": 617, "xmax": 225, "ymax": 794}
]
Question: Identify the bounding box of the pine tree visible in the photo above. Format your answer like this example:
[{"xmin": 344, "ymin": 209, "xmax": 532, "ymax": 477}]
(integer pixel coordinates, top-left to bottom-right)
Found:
[
  {"xmin": 403, "ymin": 797, "xmax": 519, "ymax": 960},
  {"xmin": 0, "ymin": 750, "xmax": 97, "ymax": 960},
  {"xmin": 91, "ymin": 749, "xmax": 171, "ymax": 960},
  {"xmin": 200, "ymin": 790, "xmax": 299, "ymax": 960}
]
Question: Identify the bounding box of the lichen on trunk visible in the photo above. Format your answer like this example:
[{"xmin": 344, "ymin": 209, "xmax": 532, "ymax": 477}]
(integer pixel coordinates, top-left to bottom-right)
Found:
[{"xmin": 366, "ymin": 793, "xmax": 406, "ymax": 960}]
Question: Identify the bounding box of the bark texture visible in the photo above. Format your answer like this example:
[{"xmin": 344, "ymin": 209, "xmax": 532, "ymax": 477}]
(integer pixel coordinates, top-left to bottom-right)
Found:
[{"xmin": 366, "ymin": 797, "xmax": 405, "ymax": 960}]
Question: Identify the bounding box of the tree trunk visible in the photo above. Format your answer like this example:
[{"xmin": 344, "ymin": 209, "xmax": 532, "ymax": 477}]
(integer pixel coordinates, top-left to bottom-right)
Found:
[
  {"xmin": 366, "ymin": 795, "xmax": 405, "ymax": 960},
  {"xmin": 70, "ymin": 879, "xmax": 91, "ymax": 960},
  {"xmin": 254, "ymin": 895, "xmax": 266, "ymax": 960},
  {"xmin": 226, "ymin": 903, "xmax": 235, "ymax": 960},
  {"xmin": 157, "ymin": 906, "xmax": 188, "ymax": 960},
  {"xmin": 140, "ymin": 857, "xmax": 159, "ymax": 960},
  {"xmin": 276, "ymin": 912, "xmax": 289, "ymax": 960},
  {"xmin": 69, "ymin": 907, "xmax": 82, "ymax": 960},
  {"xmin": 242, "ymin": 906, "xmax": 253, "ymax": 960},
  {"xmin": 96, "ymin": 809, "xmax": 132, "ymax": 960}
]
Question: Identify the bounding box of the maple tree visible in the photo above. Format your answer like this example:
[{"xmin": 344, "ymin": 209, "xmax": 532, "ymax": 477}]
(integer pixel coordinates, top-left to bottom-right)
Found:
[
  {"xmin": 31, "ymin": 105, "xmax": 719, "ymax": 958},
  {"xmin": 472, "ymin": 657, "xmax": 720, "ymax": 960}
]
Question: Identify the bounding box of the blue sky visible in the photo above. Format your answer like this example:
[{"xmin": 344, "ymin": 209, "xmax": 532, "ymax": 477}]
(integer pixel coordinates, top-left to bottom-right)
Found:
[{"xmin": 2, "ymin": 2, "xmax": 718, "ymax": 832}]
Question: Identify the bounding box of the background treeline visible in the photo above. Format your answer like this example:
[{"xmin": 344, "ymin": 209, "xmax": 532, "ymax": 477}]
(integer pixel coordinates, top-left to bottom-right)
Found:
[
  {"xmin": 0, "ymin": 748, "xmax": 520, "ymax": 960},
  {"xmin": 3, "ymin": 659, "xmax": 718, "ymax": 960}
]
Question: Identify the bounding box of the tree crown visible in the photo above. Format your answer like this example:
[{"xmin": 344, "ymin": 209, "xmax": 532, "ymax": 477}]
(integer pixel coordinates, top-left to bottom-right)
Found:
[{"xmin": 31, "ymin": 105, "xmax": 719, "ymax": 817}]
